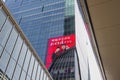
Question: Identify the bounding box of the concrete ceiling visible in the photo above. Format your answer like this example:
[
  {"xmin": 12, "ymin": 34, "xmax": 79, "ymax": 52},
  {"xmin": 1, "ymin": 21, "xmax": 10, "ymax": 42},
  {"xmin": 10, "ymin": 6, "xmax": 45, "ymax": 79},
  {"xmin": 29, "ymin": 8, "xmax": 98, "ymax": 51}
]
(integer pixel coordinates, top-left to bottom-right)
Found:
[{"xmin": 86, "ymin": 0, "xmax": 120, "ymax": 80}]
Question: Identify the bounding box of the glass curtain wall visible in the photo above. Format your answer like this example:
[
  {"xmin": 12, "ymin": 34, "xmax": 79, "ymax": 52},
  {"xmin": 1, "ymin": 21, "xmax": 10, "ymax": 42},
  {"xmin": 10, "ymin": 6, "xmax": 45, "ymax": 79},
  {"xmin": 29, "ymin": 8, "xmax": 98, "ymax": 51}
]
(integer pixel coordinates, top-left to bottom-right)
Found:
[
  {"xmin": 0, "ymin": 4, "xmax": 52, "ymax": 80},
  {"xmin": 6, "ymin": 0, "xmax": 75, "ymax": 63},
  {"xmin": 49, "ymin": 48, "xmax": 76, "ymax": 80},
  {"xmin": 64, "ymin": 0, "xmax": 75, "ymax": 35}
]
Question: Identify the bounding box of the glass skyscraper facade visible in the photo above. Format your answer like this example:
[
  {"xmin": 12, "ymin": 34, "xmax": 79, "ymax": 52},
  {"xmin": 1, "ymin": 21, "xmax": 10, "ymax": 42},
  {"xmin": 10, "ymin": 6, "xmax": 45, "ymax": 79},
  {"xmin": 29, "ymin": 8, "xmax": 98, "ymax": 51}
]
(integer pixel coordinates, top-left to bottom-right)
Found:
[
  {"xmin": 49, "ymin": 47, "xmax": 81, "ymax": 80},
  {"xmin": 4, "ymin": 0, "xmax": 105, "ymax": 80},
  {"xmin": 49, "ymin": 48, "xmax": 75, "ymax": 80},
  {"xmin": 6, "ymin": 0, "xmax": 75, "ymax": 63},
  {"xmin": 0, "ymin": 1, "xmax": 52, "ymax": 80}
]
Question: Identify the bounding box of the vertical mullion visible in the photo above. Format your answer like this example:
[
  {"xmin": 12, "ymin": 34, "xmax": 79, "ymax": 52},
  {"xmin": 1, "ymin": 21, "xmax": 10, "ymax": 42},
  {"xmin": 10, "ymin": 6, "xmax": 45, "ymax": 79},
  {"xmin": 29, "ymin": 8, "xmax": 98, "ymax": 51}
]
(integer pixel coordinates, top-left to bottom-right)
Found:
[
  {"xmin": 11, "ymin": 40, "xmax": 24, "ymax": 80},
  {"xmin": 64, "ymin": 55, "xmax": 67, "ymax": 80},
  {"xmin": 4, "ymin": 33, "xmax": 19, "ymax": 75},
  {"xmin": 34, "ymin": 63, "xmax": 39, "ymax": 80},
  {"xmin": 0, "ymin": 16, "xmax": 8, "ymax": 32},
  {"xmin": 42, "ymin": 72, "xmax": 44, "ymax": 80},
  {"xmin": 24, "ymin": 53, "xmax": 32, "ymax": 80},
  {"xmin": 30, "ymin": 58, "xmax": 35, "ymax": 79},
  {"xmin": 18, "ymin": 48, "xmax": 28, "ymax": 80},
  {"xmin": 61, "ymin": 55, "xmax": 64, "ymax": 80},
  {"xmin": 57, "ymin": 56, "xmax": 62, "ymax": 79},
  {"xmin": 39, "ymin": 66, "xmax": 42, "ymax": 80},
  {"xmin": 0, "ymin": 24, "xmax": 13, "ymax": 59}
]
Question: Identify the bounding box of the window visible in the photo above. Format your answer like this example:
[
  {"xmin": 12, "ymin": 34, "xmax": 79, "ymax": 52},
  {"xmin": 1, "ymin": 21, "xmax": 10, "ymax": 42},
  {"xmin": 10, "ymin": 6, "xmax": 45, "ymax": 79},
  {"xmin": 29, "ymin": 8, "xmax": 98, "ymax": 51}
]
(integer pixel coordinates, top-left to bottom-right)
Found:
[
  {"xmin": 18, "ymin": 43, "xmax": 27, "ymax": 66},
  {"xmin": 0, "ymin": 18, "xmax": 12, "ymax": 46},
  {"xmin": 0, "ymin": 45, "xmax": 3, "ymax": 57},
  {"xmin": 26, "ymin": 75, "xmax": 30, "ymax": 80},
  {"xmin": 20, "ymin": 70, "xmax": 26, "ymax": 80},
  {"xmin": 0, "ymin": 51, "xmax": 10, "ymax": 72},
  {"xmin": 28, "ymin": 55, "xmax": 34, "ymax": 77},
  {"xmin": 36, "ymin": 66, "xmax": 41, "ymax": 80},
  {"xmin": 0, "ymin": 8, "xmax": 7, "ymax": 30},
  {"xmin": 4, "ymin": 28, "xmax": 18, "ymax": 55},
  {"xmin": 39, "ymin": 69, "xmax": 44, "ymax": 80},
  {"xmin": 23, "ymin": 49, "xmax": 31, "ymax": 72},
  {"xmin": 12, "ymin": 64, "xmax": 21, "ymax": 80},
  {"xmin": 12, "ymin": 36, "xmax": 23, "ymax": 61},
  {"xmin": 0, "ymin": 19, "xmax": 12, "ymax": 55},
  {"xmin": 6, "ymin": 58, "xmax": 16, "ymax": 79},
  {"xmin": 32, "ymin": 60, "xmax": 38, "ymax": 80}
]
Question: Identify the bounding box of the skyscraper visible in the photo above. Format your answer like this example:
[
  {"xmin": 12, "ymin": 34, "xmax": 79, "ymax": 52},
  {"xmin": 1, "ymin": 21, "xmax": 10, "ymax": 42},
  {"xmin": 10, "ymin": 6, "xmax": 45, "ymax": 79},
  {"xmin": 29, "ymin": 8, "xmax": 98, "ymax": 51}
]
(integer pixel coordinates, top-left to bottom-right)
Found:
[
  {"xmin": 5, "ymin": 0, "xmax": 105, "ymax": 80},
  {"xmin": 6, "ymin": 0, "xmax": 75, "ymax": 63},
  {"xmin": 49, "ymin": 47, "xmax": 81, "ymax": 80},
  {"xmin": 0, "ymin": 1, "xmax": 53, "ymax": 80}
]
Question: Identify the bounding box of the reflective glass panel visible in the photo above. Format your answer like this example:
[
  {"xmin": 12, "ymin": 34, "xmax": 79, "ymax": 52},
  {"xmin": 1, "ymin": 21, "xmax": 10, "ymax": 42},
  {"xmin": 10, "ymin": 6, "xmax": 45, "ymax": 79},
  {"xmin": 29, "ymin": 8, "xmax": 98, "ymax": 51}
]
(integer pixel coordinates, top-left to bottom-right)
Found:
[
  {"xmin": 0, "ymin": 51, "xmax": 10, "ymax": 72},
  {"xmin": 0, "ymin": 19, "xmax": 12, "ymax": 55},
  {"xmin": 40, "ymin": 69, "xmax": 43, "ymax": 80},
  {"xmin": 36, "ymin": 66, "xmax": 41, "ymax": 80},
  {"xmin": 26, "ymin": 75, "xmax": 30, "ymax": 80},
  {"xmin": 0, "ymin": 45, "xmax": 3, "ymax": 57},
  {"xmin": 6, "ymin": 58, "xmax": 16, "ymax": 79},
  {"xmin": 23, "ymin": 49, "xmax": 31, "ymax": 72},
  {"xmin": 18, "ymin": 43, "xmax": 27, "ymax": 66},
  {"xmin": 20, "ymin": 70, "xmax": 26, "ymax": 80},
  {"xmin": 32, "ymin": 60, "xmax": 38, "ymax": 80},
  {"xmin": 12, "ymin": 36, "xmax": 23, "ymax": 61},
  {"xmin": 13, "ymin": 64, "xmax": 21, "ymax": 80},
  {"xmin": 0, "ymin": 8, "xmax": 6, "ymax": 29},
  {"xmin": 5, "ymin": 28, "xmax": 18, "ymax": 55},
  {"xmin": 28, "ymin": 55, "xmax": 34, "ymax": 76},
  {"xmin": 0, "ymin": 18, "xmax": 12, "ymax": 46}
]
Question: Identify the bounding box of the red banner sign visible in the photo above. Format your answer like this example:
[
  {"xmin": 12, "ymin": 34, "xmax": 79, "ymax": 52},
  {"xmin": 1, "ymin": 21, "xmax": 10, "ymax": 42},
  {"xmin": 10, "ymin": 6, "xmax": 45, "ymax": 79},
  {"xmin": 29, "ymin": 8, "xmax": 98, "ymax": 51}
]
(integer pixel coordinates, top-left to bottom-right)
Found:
[{"xmin": 45, "ymin": 34, "xmax": 75, "ymax": 69}]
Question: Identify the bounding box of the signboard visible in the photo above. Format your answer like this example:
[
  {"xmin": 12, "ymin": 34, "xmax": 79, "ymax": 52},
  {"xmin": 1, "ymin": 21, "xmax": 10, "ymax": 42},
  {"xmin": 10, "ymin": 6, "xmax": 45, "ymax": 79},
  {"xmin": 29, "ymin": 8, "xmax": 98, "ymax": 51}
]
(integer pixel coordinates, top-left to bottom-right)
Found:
[{"xmin": 45, "ymin": 34, "xmax": 75, "ymax": 69}]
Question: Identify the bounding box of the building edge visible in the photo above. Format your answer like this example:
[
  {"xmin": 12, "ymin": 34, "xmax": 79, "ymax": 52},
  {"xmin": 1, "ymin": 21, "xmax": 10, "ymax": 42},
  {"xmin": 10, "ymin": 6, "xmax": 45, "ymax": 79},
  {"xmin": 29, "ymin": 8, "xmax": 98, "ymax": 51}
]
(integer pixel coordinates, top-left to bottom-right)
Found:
[
  {"xmin": 0, "ymin": 0, "xmax": 53, "ymax": 79},
  {"xmin": 77, "ymin": 0, "xmax": 107, "ymax": 80}
]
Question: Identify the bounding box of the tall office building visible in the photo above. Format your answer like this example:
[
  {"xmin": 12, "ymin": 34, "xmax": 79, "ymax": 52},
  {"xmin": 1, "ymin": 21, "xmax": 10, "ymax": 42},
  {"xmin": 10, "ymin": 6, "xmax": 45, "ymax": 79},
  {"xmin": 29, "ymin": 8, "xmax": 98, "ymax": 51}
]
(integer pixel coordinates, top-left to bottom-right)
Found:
[
  {"xmin": 48, "ymin": 0, "xmax": 106, "ymax": 78},
  {"xmin": 6, "ymin": 0, "xmax": 75, "ymax": 63},
  {"xmin": 49, "ymin": 47, "xmax": 81, "ymax": 80},
  {"xmin": 0, "ymin": 1, "xmax": 52, "ymax": 80},
  {"xmin": 5, "ymin": 0, "xmax": 105, "ymax": 80}
]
